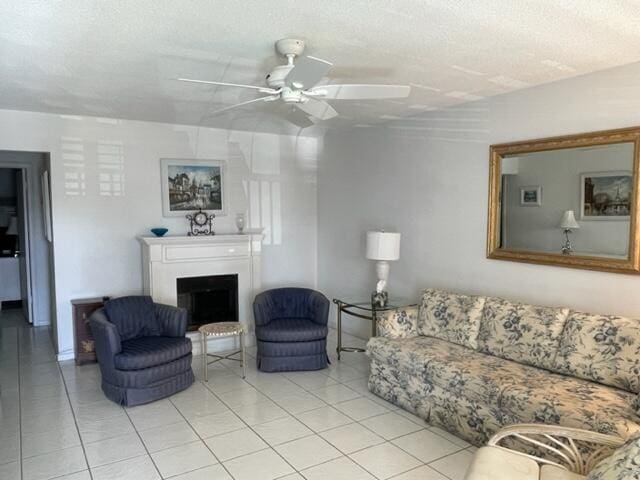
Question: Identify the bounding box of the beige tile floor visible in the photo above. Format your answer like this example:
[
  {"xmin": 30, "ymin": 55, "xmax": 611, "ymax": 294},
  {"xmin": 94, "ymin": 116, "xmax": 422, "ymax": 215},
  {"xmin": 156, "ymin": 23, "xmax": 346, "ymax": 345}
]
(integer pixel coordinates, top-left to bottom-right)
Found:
[{"xmin": 0, "ymin": 309, "xmax": 476, "ymax": 480}]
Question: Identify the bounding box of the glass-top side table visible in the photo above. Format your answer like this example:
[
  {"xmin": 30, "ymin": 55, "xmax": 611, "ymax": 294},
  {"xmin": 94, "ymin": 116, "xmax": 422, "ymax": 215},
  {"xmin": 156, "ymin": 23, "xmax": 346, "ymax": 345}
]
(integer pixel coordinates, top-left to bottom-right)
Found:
[{"xmin": 332, "ymin": 297, "xmax": 417, "ymax": 360}]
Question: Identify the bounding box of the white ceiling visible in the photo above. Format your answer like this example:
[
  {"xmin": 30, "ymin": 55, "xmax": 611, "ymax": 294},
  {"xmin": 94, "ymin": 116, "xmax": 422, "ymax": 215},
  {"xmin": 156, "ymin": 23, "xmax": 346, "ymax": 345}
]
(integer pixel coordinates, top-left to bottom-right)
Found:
[{"xmin": 2, "ymin": 0, "xmax": 640, "ymax": 135}]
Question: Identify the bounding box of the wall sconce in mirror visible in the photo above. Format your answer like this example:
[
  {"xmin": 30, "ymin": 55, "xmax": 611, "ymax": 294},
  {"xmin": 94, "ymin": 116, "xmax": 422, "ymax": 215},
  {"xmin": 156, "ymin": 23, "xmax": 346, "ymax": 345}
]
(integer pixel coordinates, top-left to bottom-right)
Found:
[{"xmin": 487, "ymin": 126, "xmax": 640, "ymax": 274}]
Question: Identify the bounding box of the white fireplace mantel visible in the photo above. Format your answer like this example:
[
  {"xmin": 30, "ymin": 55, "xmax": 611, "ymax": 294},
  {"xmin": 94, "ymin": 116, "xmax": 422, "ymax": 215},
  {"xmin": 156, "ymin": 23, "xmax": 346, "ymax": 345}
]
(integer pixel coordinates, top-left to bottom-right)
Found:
[{"xmin": 138, "ymin": 232, "xmax": 263, "ymax": 354}]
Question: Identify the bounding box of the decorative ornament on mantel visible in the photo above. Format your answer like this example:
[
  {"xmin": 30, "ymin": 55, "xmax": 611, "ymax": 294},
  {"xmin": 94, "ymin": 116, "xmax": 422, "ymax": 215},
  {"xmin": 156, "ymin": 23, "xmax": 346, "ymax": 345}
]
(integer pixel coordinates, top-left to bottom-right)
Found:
[{"xmin": 186, "ymin": 208, "xmax": 215, "ymax": 236}]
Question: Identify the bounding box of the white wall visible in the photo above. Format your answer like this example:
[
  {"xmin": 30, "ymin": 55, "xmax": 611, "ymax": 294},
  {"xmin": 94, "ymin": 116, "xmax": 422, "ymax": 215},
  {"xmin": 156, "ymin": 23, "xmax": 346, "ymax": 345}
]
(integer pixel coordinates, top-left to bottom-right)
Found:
[
  {"xmin": 318, "ymin": 61, "xmax": 640, "ymax": 338},
  {"xmin": 0, "ymin": 110, "xmax": 319, "ymax": 359}
]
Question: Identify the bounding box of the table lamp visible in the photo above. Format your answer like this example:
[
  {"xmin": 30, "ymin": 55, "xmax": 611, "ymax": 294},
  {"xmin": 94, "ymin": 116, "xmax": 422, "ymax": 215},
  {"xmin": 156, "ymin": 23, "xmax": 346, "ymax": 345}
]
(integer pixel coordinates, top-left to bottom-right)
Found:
[
  {"xmin": 559, "ymin": 210, "xmax": 579, "ymax": 255},
  {"xmin": 366, "ymin": 231, "xmax": 401, "ymax": 307}
]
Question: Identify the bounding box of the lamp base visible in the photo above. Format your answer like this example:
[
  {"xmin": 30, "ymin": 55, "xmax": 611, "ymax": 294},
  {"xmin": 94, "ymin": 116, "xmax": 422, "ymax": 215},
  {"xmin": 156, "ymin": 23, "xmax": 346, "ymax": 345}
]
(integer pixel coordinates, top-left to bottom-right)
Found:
[
  {"xmin": 371, "ymin": 290, "xmax": 388, "ymax": 308},
  {"xmin": 561, "ymin": 229, "xmax": 573, "ymax": 255}
]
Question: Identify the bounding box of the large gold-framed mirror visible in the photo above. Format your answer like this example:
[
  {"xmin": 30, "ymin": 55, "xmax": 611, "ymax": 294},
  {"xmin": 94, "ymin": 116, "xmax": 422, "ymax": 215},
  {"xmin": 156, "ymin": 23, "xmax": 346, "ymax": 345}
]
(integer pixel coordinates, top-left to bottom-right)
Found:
[{"xmin": 487, "ymin": 126, "xmax": 640, "ymax": 274}]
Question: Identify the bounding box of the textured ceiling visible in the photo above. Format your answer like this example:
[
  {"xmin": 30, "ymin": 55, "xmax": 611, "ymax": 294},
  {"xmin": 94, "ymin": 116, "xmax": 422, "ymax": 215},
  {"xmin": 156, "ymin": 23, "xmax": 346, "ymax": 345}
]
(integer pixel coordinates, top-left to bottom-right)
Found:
[{"xmin": 1, "ymin": 0, "xmax": 640, "ymax": 135}]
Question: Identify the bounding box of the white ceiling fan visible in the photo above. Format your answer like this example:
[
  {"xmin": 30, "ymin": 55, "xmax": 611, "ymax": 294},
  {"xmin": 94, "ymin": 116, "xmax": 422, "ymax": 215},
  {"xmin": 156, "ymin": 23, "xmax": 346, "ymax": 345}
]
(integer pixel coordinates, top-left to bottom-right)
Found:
[{"xmin": 179, "ymin": 38, "xmax": 411, "ymax": 128}]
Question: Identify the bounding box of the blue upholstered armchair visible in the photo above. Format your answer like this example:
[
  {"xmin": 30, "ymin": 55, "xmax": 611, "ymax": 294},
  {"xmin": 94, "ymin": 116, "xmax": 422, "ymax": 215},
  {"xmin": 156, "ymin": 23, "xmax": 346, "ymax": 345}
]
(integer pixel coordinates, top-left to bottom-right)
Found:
[
  {"xmin": 89, "ymin": 296, "xmax": 194, "ymax": 406},
  {"xmin": 253, "ymin": 288, "xmax": 330, "ymax": 372}
]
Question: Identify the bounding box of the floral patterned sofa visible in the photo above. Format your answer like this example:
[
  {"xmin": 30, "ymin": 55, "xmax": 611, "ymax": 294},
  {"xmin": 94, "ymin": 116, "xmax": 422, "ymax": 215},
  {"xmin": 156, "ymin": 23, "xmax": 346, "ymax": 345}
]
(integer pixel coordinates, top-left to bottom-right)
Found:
[{"xmin": 366, "ymin": 289, "xmax": 640, "ymax": 446}]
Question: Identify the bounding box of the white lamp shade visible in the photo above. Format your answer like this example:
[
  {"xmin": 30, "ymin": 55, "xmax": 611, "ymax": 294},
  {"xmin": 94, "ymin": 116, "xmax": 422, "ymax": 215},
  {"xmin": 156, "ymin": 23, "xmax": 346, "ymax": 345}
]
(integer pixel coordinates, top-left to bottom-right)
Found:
[
  {"xmin": 559, "ymin": 210, "xmax": 580, "ymax": 229},
  {"xmin": 6, "ymin": 216, "xmax": 18, "ymax": 235},
  {"xmin": 366, "ymin": 231, "xmax": 401, "ymax": 261}
]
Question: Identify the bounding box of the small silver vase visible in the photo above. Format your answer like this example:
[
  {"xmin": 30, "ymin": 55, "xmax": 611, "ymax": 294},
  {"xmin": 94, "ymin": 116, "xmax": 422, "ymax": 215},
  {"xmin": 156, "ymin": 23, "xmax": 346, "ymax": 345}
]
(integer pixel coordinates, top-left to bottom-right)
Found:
[{"xmin": 235, "ymin": 213, "xmax": 246, "ymax": 234}]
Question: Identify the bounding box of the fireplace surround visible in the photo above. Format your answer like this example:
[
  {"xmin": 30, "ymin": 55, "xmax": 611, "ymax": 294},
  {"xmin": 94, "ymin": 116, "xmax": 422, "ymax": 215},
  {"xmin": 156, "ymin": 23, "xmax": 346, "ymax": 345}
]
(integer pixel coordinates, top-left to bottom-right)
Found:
[{"xmin": 139, "ymin": 233, "xmax": 262, "ymax": 354}]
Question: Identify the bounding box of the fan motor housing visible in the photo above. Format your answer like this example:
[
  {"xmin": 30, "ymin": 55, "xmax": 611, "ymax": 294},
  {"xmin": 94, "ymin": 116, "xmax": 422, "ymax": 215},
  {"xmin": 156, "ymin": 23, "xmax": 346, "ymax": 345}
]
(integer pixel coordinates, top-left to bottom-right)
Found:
[{"xmin": 265, "ymin": 64, "xmax": 294, "ymax": 88}]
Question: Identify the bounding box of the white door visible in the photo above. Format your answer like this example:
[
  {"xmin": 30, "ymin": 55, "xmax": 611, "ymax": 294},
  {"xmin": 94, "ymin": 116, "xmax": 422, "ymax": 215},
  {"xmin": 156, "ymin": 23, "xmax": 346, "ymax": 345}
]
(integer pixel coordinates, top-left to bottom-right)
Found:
[{"xmin": 15, "ymin": 170, "xmax": 33, "ymax": 324}]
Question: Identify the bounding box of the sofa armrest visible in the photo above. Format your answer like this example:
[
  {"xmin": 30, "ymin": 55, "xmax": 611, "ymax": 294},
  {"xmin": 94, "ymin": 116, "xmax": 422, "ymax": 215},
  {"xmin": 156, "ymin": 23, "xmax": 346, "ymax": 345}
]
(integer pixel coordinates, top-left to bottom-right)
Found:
[
  {"xmin": 154, "ymin": 303, "xmax": 188, "ymax": 337},
  {"xmin": 376, "ymin": 305, "xmax": 419, "ymax": 339},
  {"xmin": 89, "ymin": 309, "xmax": 122, "ymax": 368},
  {"xmin": 309, "ymin": 291, "xmax": 330, "ymax": 326}
]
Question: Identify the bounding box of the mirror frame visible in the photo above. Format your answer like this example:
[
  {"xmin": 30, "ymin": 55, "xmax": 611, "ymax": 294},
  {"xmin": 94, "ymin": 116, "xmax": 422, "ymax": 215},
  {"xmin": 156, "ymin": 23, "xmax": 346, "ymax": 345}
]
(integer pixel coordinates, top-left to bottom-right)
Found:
[{"xmin": 487, "ymin": 126, "xmax": 640, "ymax": 274}]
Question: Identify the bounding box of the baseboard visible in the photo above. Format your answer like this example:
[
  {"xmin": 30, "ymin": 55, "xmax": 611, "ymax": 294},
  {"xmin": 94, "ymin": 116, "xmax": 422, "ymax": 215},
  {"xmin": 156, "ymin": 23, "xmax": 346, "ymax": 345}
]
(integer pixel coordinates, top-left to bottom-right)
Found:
[{"xmin": 57, "ymin": 351, "xmax": 75, "ymax": 362}]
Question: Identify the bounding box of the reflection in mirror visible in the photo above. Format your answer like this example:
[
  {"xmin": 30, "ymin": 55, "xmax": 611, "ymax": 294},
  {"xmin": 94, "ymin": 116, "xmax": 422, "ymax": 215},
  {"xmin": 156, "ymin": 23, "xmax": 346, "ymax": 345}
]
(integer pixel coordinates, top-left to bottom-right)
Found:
[
  {"xmin": 499, "ymin": 142, "xmax": 634, "ymax": 258},
  {"xmin": 487, "ymin": 126, "xmax": 640, "ymax": 274}
]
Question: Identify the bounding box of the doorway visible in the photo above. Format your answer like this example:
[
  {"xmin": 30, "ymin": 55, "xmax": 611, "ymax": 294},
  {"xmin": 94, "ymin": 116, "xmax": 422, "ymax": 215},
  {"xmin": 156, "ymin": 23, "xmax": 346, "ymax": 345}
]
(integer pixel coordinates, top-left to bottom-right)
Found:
[{"xmin": 0, "ymin": 152, "xmax": 54, "ymax": 333}]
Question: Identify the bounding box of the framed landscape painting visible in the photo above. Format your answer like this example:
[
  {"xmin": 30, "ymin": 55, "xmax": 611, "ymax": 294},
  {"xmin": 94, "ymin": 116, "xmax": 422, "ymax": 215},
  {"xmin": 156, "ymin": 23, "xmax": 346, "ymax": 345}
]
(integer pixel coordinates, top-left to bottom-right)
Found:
[
  {"xmin": 580, "ymin": 171, "xmax": 632, "ymax": 220},
  {"xmin": 160, "ymin": 159, "xmax": 226, "ymax": 217}
]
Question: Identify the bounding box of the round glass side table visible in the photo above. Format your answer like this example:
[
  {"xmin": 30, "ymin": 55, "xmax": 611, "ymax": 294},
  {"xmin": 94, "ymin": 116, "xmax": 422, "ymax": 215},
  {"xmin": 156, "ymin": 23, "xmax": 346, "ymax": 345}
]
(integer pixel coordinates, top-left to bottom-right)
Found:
[{"xmin": 198, "ymin": 322, "xmax": 246, "ymax": 380}]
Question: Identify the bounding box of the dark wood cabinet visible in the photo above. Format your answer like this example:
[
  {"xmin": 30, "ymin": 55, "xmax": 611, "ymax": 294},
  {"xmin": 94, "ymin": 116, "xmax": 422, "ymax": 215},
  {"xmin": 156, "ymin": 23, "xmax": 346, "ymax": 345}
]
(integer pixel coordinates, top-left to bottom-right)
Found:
[{"xmin": 71, "ymin": 297, "xmax": 108, "ymax": 365}]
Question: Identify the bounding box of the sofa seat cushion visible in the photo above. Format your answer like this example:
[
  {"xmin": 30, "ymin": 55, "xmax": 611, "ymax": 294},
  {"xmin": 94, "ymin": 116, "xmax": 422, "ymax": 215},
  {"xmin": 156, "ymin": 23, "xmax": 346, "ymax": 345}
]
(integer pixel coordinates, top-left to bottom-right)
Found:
[
  {"xmin": 553, "ymin": 311, "xmax": 640, "ymax": 394},
  {"xmin": 540, "ymin": 465, "xmax": 585, "ymax": 480},
  {"xmin": 477, "ymin": 296, "xmax": 569, "ymax": 371},
  {"xmin": 115, "ymin": 336, "xmax": 192, "ymax": 370},
  {"xmin": 368, "ymin": 335, "xmax": 516, "ymax": 404},
  {"xmin": 499, "ymin": 373, "xmax": 639, "ymax": 440},
  {"xmin": 417, "ymin": 289, "xmax": 486, "ymax": 349},
  {"xmin": 464, "ymin": 446, "xmax": 540, "ymax": 480},
  {"xmin": 367, "ymin": 336, "xmax": 639, "ymax": 440},
  {"xmin": 256, "ymin": 318, "xmax": 328, "ymax": 342}
]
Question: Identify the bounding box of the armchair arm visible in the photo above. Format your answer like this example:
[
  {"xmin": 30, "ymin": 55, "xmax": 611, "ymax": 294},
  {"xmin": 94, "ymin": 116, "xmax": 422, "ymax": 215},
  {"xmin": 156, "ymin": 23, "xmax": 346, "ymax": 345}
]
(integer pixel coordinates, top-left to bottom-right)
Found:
[
  {"xmin": 487, "ymin": 423, "xmax": 625, "ymax": 475},
  {"xmin": 89, "ymin": 309, "xmax": 122, "ymax": 370},
  {"xmin": 154, "ymin": 303, "xmax": 187, "ymax": 337},
  {"xmin": 253, "ymin": 292, "xmax": 273, "ymax": 327},
  {"xmin": 308, "ymin": 291, "xmax": 330, "ymax": 326},
  {"xmin": 377, "ymin": 306, "xmax": 418, "ymax": 339}
]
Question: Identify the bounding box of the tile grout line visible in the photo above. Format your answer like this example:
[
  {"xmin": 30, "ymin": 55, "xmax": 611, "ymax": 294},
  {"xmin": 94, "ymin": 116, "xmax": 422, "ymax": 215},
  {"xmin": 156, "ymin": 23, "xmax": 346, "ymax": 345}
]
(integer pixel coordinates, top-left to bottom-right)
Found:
[
  {"xmin": 56, "ymin": 349, "xmax": 96, "ymax": 480},
  {"xmin": 229, "ymin": 352, "xmax": 471, "ymax": 478},
  {"xmin": 197, "ymin": 377, "xmax": 304, "ymax": 478},
  {"xmin": 121, "ymin": 407, "xmax": 166, "ymax": 479},
  {"xmin": 203, "ymin": 353, "xmax": 428, "ymax": 479},
  {"xmin": 16, "ymin": 326, "xmax": 23, "ymax": 480},
  {"xmin": 166, "ymin": 395, "xmax": 238, "ymax": 479}
]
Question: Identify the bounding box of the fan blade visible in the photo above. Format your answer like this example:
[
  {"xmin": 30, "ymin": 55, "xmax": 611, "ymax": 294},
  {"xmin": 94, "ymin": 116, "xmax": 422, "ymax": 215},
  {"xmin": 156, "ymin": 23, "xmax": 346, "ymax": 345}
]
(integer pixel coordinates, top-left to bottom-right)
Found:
[
  {"xmin": 309, "ymin": 84, "xmax": 410, "ymax": 100},
  {"xmin": 204, "ymin": 96, "xmax": 279, "ymax": 117},
  {"xmin": 285, "ymin": 56, "xmax": 333, "ymax": 90},
  {"xmin": 283, "ymin": 108, "xmax": 316, "ymax": 128},
  {"xmin": 178, "ymin": 78, "xmax": 278, "ymax": 94},
  {"xmin": 295, "ymin": 98, "xmax": 338, "ymax": 120}
]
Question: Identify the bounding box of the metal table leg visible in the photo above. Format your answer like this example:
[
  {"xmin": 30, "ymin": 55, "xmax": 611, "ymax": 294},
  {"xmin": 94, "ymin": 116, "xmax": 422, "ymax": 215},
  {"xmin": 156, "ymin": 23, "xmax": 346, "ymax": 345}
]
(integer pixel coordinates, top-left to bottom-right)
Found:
[
  {"xmin": 240, "ymin": 330, "xmax": 246, "ymax": 379},
  {"xmin": 202, "ymin": 333, "xmax": 208, "ymax": 382},
  {"xmin": 336, "ymin": 301, "xmax": 342, "ymax": 360}
]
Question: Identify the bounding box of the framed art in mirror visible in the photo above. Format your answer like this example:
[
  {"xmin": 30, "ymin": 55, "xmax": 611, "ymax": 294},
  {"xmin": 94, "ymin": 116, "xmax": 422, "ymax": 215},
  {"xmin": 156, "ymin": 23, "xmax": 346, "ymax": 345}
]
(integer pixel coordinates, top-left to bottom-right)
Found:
[{"xmin": 487, "ymin": 126, "xmax": 640, "ymax": 274}]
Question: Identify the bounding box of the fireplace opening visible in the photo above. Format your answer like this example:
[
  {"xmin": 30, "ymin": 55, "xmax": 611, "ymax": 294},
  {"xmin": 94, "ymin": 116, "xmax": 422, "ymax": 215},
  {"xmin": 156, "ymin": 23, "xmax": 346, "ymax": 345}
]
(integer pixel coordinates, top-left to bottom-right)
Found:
[{"xmin": 177, "ymin": 274, "xmax": 238, "ymax": 331}]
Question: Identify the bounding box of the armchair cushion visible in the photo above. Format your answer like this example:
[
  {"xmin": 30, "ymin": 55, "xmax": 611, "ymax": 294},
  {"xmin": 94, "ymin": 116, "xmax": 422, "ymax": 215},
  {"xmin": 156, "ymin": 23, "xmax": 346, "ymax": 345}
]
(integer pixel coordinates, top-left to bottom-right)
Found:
[
  {"xmin": 256, "ymin": 318, "xmax": 328, "ymax": 342},
  {"xmin": 104, "ymin": 295, "xmax": 161, "ymax": 341},
  {"xmin": 114, "ymin": 336, "xmax": 192, "ymax": 370}
]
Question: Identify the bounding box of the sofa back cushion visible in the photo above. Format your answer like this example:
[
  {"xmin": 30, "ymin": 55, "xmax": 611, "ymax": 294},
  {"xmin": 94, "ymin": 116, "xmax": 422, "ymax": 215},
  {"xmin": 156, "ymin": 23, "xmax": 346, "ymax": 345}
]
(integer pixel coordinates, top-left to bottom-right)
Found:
[
  {"xmin": 477, "ymin": 297, "xmax": 569, "ymax": 370},
  {"xmin": 553, "ymin": 311, "xmax": 640, "ymax": 394},
  {"xmin": 104, "ymin": 296, "xmax": 160, "ymax": 341},
  {"xmin": 417, "ymin": 289, "xmax": 486, "ymax": 349}
]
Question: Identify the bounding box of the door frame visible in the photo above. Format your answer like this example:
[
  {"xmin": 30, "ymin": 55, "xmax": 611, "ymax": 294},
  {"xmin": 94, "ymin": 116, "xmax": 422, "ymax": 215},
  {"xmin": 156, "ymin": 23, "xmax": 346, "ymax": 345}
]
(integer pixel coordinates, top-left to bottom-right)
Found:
[{"xmin": 0, "ymin": 161, "xmax": 36, "ymax": 323}]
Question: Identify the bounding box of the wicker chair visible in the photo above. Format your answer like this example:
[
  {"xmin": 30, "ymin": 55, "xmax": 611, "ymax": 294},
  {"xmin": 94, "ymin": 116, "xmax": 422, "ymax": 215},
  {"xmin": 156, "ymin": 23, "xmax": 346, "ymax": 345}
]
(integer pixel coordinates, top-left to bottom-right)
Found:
[{"xmin": 464, "ymin": 424, "xmax": 626, "ymax": 479}]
